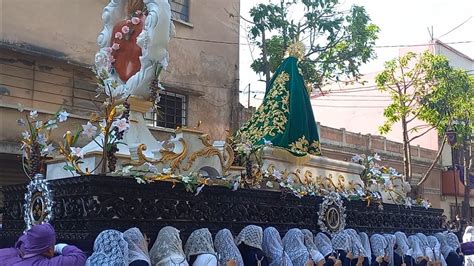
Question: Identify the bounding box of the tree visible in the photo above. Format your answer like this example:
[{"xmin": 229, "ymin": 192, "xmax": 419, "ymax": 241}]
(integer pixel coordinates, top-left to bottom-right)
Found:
[
  {"xmin": 460, "ymin": 76, "xmax": 474, "ymax": 220},
  {"xmin": 375, "ymin": 51, "xmax": 473, "ymax": 185},
  {"xmin": 247, "ymin": 0, "xmax": 379, "ymax": 90}
]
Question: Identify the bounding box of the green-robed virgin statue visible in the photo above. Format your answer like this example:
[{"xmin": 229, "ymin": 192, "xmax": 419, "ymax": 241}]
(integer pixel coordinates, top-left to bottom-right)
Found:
[{"xmin": 235, "ymin": 42, "xmax": 322, "ymax": 157}]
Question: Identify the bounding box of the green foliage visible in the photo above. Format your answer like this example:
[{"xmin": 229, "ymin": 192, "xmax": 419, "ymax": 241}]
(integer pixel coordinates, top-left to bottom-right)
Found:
[
  {"xmin": 248, "ymin": 0, "xmax": 379, "ymax": 88},
  {"xmin": 376, "ymin": 51, "xmax": 473, "ymax": 140}
]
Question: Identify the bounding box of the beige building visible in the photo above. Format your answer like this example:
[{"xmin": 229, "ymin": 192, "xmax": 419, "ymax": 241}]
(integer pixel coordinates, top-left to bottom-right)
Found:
[{"xmin": 0, "ymin": 0, "xmax": 240, "ymax": 208}]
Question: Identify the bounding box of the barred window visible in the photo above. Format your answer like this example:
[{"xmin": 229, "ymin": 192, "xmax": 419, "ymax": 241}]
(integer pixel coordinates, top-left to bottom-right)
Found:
[
  {"xmin": 170, "ymin": 0, "xmax": 190, "ymax": 22},
  {"xmin": 145, "ymin": 91, "xmax": 187, "ymax": 129}
]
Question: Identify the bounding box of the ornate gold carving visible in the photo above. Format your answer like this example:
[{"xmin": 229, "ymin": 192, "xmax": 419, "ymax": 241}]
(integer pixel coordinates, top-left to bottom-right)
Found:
[
  {"xmin": 304, "ymin": 170, "xmax": 313, "ymax": 185},
  {"xmin": 129, "ymin": 138, "xmax": 188, "ymax": 170},
  {"xmin": 337, "ymin": 175, "xmax": 346, "ymax": 192},
  {"xmin": 222, "ymin": 140, "xmax": 235, "ymax": 174},
  {"xmin": 183, "ymin": 134, "xmax": 224, "ymax": 171},
  {"xmin": 160, "ymin": 138, "xmax": 188, "ymax": 169},
  {"xmin": 325, "ymin": 175, "xmax": 338, "ymax": 191},
  {"xmin": 130, "ymin": 144, "xmax": 160, "ymax": 166}
]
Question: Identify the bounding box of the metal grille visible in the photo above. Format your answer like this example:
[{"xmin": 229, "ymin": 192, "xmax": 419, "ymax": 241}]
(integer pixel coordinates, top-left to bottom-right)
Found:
[
  {"xmin": 145, "ymin": 91, "xmax": 187, "ymax": 129},
  {"xmin": 170, "ymin": 0, "xmax": 189, "ymax": 22}
]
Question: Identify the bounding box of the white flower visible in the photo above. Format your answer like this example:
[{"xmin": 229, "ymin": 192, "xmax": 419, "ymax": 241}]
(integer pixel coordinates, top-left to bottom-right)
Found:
[
  {"xmin": 232, "ymin": 178, "xmax": 240, "ymax": 191},
  {"xmin": 263, "ymin": 138, "xmax": 273, "ymax": 146},
  {"xmin": 195, "ymin": 185, "xmax": 205, "ymax": 196},
  {"xmin": 41, "ymin": 144, "xmax": 55, "ymax": 156},
  {"xmin": 22, "ymin": 131, "xmax": 30, "ymax": 140},
  {"xmin": 46, "ymin": 119, "xmax": 58, "ymax": 129},
  {"xmin": 112, "ymin": 118, "xmax": 129, "ymax": 133},
  {"xmin": 104, "ymin": 79, "xmax": 128, "ymax": 98},
  {"xmin": 405, "ymin": 199, "xmax": 412, "ymax": 208},
  {"xmin": 287, "ymin": 176, "xmax": 295, "ymax": 185},
  {"xmin": 35, "ymin": 121, "xmax": 43, "ymax": 129},
  {"xmin": 163, "ymin": 168, "xmax": 172, "ymax": 174},
  {"xmin": 422, "ymin": 200, "xmax": 430, "ymax": 209},
  {"xmin": 122, "ymin": 165, "xmax": 134, "ymax": 174},
  {"xmin": 37, "ymin": 133, "xmax": 47, "ymax": 145},
  {"xmin": 135, "ymin": 177, "xmax": 146, "ymax": 184},
  {"xmin": 17, "ymin": 119, "xmax": 25, "ymax": 126},
  {"xmin": 373, "ymin": 153, "xmax": 381, "ymax": 161},
  {"xmin": 181, "ymin": 175, "xmax": 192, "ymax": 183},
  {"xmin": 351, "ymin": 154, "xmax": 363, "ymax": 163},
  {"xmin": 58, "ymin": 110, "xmax": 70, "ymax": 122},
  {"xmin": 144, "ymin": 163, "xmax": 158, "ymax": 174},
  {"xmin": 265, "ymin": 181, "xmax": 274, "ymax": 188},
  {"xmin": 82, "ymin": 122, "xmax": 98, "ymax": 138},
  {"xmin": 370, "ymin": 168, "xmax": 382, "ymax": 177},
  {"xmin": 272, "ymin": 169, "xmax": 282, "ymax": 180},
  {"xmin": 95, "ymin": 50, "xmax": 112, "ymax": 72},
  {"xmin": 236, "ymin": 142, "xmax": 252, "ymax": 155},
  {"xmin": 30, "ymin": 110, "xmax": 38, "ymax": 119},
  {"xmin": 70, "ymin": 147, "xmax": 84, "ymax": 159}
]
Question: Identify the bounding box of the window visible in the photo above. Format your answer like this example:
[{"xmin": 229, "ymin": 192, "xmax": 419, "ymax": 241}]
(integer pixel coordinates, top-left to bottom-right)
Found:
[
  {"xmin": 170, "ymin": 0, "xmax": 190, "ymax": 22},
  {"xmin": 145, "ymin": 91, "xmax": 187, "ymax": 129}
]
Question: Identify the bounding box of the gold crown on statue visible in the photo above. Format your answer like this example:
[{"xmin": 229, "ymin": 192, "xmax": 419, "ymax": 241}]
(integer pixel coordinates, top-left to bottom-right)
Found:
[{"xmin": 286, "ymin": 41, "xmax": 305, "ymax": 61}]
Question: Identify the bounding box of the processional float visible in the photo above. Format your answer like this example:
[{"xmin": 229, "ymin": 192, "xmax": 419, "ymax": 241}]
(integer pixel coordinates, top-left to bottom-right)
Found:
[{"xmin": 0, "ymin": 0, "xmax": 442, "ymax": 252}]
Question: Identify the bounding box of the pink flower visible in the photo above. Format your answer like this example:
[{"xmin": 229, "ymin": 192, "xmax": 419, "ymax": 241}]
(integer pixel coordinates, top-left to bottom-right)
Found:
[
  {"xmin": 112, "ymin": 118, "xmax": 130, "ymax": 132},
  {"xmin": 104, "ymin": 47, "xmax": 112, "ymax": 53},
  {"xmin": 70, "ymin": 147, "xmax": 84, "ymax": 159},
  {"xmin": 126, "ymin": 19, "xmax": 132, "ymax": 24},
  {"xmin": 121, "ymin": 25, "xmax": 130, "ymax": 34},
  {"xmin": 135, "ymin": 10, "xmax": 142, "ymax": 15},
  {"xmin": 115, "ymin": 32, "xmax": 123, "ymax": 40},
  {"xmin": 131, "ymin": 17, "xmax": 140, "ymax": 25},
  {"xmin": 109, "ymin": 55, "xmax": 116, "ymax": 63},
  {"xmin": 112, "ymin": 43, "xmax": 120, "ymax": 50}
]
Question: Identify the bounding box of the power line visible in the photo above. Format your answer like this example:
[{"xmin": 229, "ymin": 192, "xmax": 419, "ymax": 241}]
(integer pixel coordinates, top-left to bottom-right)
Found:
[
  {"xmin": 317, "ymin": 94, "xmax": 391, "ymax": 98},
  {"xmin": 373, "ymin": 40, "xmax": 473, "ymax": 48},
  {"xmin": 311, "ymin": 104, "xmax": 388, "ymax": 108},
  {"xmin": 174, "ymin": 35, "xmax": 473, "ymax": 49},
  {"xmin": 438, "ymin": 16, "xmax": 473, "ymax": 39},
  {"xmin": 313, "ymin": 98, "xmax": 391, "ymax": 102}
]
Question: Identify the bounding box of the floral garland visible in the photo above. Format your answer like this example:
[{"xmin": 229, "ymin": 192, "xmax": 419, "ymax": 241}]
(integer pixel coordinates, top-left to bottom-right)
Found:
[
  {"xmin": 317, "ymin": 192, "xmax": 346, "ymax": 234},
  {"xmin": 122, "ymin": 144, "xmax": 431, "ymax": 210},
  {"xmin": 23, "ymin": 174, "xmax": 54, "ymax": 230}
]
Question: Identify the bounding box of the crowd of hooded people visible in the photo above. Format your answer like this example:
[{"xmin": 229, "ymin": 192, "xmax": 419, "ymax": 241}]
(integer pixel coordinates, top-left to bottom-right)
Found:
[{"xmin": 0, "ymin": 223, "xmax": 472, "ymax": 266}]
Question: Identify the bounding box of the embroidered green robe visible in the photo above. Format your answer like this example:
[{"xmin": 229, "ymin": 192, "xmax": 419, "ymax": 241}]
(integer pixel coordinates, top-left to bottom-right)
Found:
[{"xmin": 235, "ymin": 56, "xmax": 321, "ymax": 156}]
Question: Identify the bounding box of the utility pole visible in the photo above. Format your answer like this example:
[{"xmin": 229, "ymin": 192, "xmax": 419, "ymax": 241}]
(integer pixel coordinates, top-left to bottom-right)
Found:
[{"xmin": 247, "ymin": 83, "xmax": 251, "ymax": 108}]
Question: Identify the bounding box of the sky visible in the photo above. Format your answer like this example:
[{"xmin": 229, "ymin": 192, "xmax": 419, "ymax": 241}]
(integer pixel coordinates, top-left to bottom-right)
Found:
[
  {"xmin": 238, "ymin": 0, "xmax": 473, "ymax": 148},
  {"xmin": 239, "ymin": 0, "xmax": 474, "ymax": 107}
]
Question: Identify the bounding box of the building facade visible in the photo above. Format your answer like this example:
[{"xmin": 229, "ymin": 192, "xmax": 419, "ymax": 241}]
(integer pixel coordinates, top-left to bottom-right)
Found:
[{"xmin": 0, "ymin": 0, "xmax": 240, "ymax": 214}]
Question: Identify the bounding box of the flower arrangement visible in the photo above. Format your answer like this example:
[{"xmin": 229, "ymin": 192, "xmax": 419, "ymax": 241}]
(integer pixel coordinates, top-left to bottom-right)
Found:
[
  {"xmin": 59, "ymin": 61, "xmax": 132, "ymax": 175},
  {"xmin": 351, "ymin": 153, "xmax": 431, "ymax": 209},
  {"xmin": 17, "ymin": 105, "xmax": 69, "ymax": 178}
]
